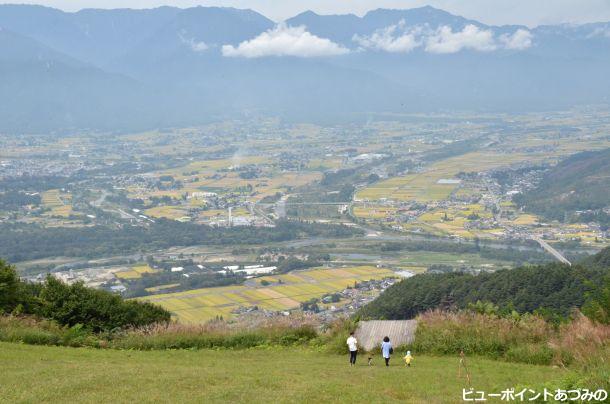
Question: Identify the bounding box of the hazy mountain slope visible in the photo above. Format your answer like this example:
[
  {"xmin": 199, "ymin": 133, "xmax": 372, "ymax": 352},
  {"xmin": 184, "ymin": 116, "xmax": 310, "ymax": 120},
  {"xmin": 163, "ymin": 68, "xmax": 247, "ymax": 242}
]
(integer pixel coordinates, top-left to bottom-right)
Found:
[
  {"xmin": 0, "ymin": 28, "xmax": 161, "ymax": 133},
  {"xmin": 287, "ymin": 6, "xmax": 482, "ymax": 46},
  {"xmin": 287, "ymin": 6, "xmax": 610, "ymax": 111},
  {"xmin": 0, "ymin": 5, "xmax": 181, "ymax": 68},
  {"xmin": 0, "ymin": 26, "xmax": 80, "ymax": 65},
  {"xmin": 0, "ymin": 5, "xmax": 609, "ymax": 132},
  {"xmin": 114, "ymin": 7, "xmax": 275, "ymax": 76},
  {"xmin": 514, "ymin": 148, "xmax": 610, "ymax": 224}
]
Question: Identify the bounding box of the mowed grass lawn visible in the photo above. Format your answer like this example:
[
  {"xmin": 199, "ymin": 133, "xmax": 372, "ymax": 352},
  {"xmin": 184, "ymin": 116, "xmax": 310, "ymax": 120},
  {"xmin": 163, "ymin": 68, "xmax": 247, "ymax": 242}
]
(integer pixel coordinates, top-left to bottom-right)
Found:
[{"xmin": 0, "ymin": 342, "xmax": 563, "ymax": 403}]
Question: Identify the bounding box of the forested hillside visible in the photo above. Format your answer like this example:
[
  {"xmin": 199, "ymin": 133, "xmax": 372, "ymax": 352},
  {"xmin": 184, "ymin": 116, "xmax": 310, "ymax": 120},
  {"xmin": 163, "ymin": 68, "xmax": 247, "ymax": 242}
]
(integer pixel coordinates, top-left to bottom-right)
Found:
[
  {"xmin": 359, "ymin": 247, "xmax": 610, "ymax": 320},
  {"xmin": 514, "ymin": 148, "xmax": 610, "ymax": 225}
]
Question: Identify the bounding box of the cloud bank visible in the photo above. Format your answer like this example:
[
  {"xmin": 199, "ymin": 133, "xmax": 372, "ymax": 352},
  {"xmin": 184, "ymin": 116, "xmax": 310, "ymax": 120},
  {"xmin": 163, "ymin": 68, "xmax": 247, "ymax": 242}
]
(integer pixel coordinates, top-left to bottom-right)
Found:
[
  {"xmin": 179, "ymin": 31, "xmax": 209, "ymax": 52},
  {"xmin": 587, "ymin": 25, "xmax": 610, "ymax": 39},
  {"xmin": 222, "ymin": 24, "xmax": 349, "ymax": 58},
  {"xmin": 425, "ymin": 24, "xmax": 496, "ymax": 53},
  {"xmin": 353, "ymin": 20, "xmax": 420, "ymax": 53},
  {"xmin": 499, "ymin": 28, "xmax": 533, "ymax": 50},
  {"xmin": 353, "ymin": 23, "xmax": 533, "ymax": 54}
]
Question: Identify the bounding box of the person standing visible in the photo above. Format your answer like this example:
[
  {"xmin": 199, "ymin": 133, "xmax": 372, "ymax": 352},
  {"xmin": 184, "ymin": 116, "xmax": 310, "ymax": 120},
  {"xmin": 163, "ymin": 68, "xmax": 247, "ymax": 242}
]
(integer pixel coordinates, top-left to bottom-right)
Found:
[
  {"xmin": 381, "ymin": 336, "xmax": 392, "ymax": 367},
  {"xmin": 347, "ymin": 332, "xmax": 358, "ymax": 366},
  {"xmin": 403, "ymin": 350, "xmax": 413, "ymax": 367}
]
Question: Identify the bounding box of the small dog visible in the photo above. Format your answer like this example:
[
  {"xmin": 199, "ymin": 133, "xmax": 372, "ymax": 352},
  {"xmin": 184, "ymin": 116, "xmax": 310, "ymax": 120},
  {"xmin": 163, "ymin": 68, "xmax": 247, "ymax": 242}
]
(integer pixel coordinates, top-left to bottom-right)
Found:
[{"xmin": 367, "ymin": 355, "xmax": 374, "ymax": 366}]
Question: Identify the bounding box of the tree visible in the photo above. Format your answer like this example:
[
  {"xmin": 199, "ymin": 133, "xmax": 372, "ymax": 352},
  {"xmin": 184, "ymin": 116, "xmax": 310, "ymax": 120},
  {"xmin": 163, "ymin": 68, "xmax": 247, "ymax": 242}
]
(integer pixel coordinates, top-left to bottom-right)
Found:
[
  {"xmin": 0, "ymin": 260, "xmax": 19, "ymax": 313},
  {"xmin": 582, "ymin": 275, "xmax": 610, "ymax": 324}
]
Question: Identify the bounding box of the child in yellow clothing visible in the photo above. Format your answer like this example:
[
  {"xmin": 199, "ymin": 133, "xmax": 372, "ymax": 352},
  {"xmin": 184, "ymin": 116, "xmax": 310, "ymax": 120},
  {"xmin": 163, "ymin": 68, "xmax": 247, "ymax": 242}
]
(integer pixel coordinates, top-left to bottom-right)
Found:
[{"xmin": 403, "ymin": 351, "xmax": 413, "ymax": 367}]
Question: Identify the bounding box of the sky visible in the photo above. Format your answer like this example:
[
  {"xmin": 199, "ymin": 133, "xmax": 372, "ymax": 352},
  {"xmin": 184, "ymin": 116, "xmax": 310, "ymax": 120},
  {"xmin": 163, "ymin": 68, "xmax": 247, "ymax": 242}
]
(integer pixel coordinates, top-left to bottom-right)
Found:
[{"xmin": 2, "ymin": 0, "xmax": 610, "ymax": 27}]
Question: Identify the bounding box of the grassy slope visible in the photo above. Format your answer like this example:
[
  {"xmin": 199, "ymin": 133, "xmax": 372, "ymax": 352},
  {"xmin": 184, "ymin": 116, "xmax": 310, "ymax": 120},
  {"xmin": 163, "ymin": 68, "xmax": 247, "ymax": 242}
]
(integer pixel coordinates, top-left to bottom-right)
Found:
[{"xmin": 0, "ymin": 342, "xmax": 562, "ymax": 403}]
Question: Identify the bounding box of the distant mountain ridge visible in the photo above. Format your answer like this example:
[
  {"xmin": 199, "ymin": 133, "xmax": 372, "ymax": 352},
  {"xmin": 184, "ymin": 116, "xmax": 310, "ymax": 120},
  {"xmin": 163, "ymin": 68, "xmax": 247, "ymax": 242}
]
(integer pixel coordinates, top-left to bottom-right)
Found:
[{"xmin": 1, "ymin": 4, "xmax": 609, "ymax": 132}]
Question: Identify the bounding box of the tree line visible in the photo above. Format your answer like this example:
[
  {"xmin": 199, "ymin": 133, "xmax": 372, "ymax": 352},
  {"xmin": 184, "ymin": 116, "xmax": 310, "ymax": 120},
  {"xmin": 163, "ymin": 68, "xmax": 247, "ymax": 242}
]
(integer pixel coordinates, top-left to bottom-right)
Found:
[{"xmin": 0, "ymin": 219, "xmax": 363, "ymax": 262}]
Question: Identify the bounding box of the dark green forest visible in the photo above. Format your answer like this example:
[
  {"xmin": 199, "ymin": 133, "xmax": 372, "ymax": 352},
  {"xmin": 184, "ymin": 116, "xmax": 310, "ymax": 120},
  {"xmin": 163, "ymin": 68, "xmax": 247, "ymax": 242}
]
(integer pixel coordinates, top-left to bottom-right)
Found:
[
  {"xmin": 0, "ymin": 220, "xmax": 362, "ymax": 262},
  {"xmin": 0, "ymin": 190, "xmax": 41, "ymax": 209},
  {"xmin": 359, "ymin": 247, "xmax": 610, "ymax": 321}
]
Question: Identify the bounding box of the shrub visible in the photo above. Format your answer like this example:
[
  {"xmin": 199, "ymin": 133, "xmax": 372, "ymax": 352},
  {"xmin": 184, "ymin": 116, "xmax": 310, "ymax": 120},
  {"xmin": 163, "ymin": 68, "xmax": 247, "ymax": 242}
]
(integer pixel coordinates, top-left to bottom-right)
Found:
[
  {"xmin": 38, "ymin": 277, "xmax": 171, "ymax": 332},
  {"xmin": 505, "ymin": 343, "xmax": 554, "ymax": 365},
  {"xmin": 0, "ymin": 258, "xmax": 171, "ymax": 333},
  {"xmin": 21, "ymin": 329, "xmax": 61, "ymax": 346},
  {"xmin": 410, "ymin": 309, "xmax": 609, "ymax": 372},
  {"xmin": 411, "ymin": 310, "xmax": 551, "ymax": 359},
  {"xmin": 549, "ymin": 314, "xmax": 610, "ymax": 368},
  {"xmin": 0, "ymin": 316, "xmax": 63, "ymax": 346},
  {"xmin": 108, "ymin": 316, "xmax": 320, "ymax": 350},
  {"xmin": 320, "ymin": 318, "xmax": 357, "ymax": 354}
]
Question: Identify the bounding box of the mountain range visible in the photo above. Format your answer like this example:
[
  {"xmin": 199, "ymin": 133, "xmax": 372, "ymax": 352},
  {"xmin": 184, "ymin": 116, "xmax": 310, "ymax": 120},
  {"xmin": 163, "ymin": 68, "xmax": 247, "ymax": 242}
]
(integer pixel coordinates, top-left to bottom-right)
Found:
[{"xmin": 1, "ymin": 4, "xmax": 610, "ymax": 133}]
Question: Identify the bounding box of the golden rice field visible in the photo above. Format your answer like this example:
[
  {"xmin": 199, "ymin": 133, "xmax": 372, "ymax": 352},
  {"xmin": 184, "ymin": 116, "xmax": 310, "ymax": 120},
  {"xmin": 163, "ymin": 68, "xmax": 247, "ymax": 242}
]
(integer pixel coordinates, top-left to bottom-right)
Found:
[
  {"xmin": 139, "ymin": 266, "xmax": 395, "ymax": 323},
  {"xmin": 165, "ymin": 157, "xmax": 270, "ymax": 177},
  {"xmin": 41, "ymin": 190, "xmax": 73, "ymax": 217},
  {"xmin": 511, "ymin": 214, "xmax": 539, "ymax": 226},
  {"xmin": 352, "ymin": 206, "xmax": 397, "ymax": 220},
  {"xmin": 41, "ymin": 190, "xmax": 63, "ymax": 206},
  {"xmin": 356, "ymin": 152, "xmax": 532, "ymax": 202},
  {"xmin": 144, "ymin": 206, "xmax": 189, "ymax": 220},
  {"xmin": 129, "ymin": 157, "xmax": 322, "ymax": 203},
  {"xmin": 116, "ymin": 264, "xmax": 157, "ymax": 280},
  {"xmin": 414, "ymin": 204, "xmax": 498, "ymax": 239}
]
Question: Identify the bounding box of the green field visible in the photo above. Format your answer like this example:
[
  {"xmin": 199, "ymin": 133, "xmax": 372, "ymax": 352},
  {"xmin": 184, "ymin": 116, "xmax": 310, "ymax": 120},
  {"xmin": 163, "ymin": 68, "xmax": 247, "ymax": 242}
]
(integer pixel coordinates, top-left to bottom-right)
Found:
[
  {"xmin": 0, "ymin": 342, "xmax": 563, "ymax": 403},
  {"xmin": 396, "ymin": 251, "xmax": 511, "ymax": 269}
]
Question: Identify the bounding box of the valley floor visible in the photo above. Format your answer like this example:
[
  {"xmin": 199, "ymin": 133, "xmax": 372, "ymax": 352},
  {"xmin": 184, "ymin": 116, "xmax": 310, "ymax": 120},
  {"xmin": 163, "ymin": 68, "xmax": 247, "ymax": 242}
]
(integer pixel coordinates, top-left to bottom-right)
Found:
[{"xmin": 0, "ymin": 342, "xmax": 563, "ymax": 403}]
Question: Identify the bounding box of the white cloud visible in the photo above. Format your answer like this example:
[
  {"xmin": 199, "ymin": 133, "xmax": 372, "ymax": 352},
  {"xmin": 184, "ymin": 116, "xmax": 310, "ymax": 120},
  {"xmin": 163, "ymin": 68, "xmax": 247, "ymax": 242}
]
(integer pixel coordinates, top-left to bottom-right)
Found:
[
  {"xmin": 222, "ymin": 24, "xmax": 349, "ymax": 58},
  {"xmin": 425, "ymin": 24, "xmax": 496, "ymax": 53},
  {"xmin": 499, "ymin": 29, "xmax": 533, "ymax": 50},
  {"xmin": 353, "ymin": 19, "xmax": 421, "ymax": 53},
  {"xmin": 178, "ymin": 31, "xmax": 209, "ymax": 52},
  {"xmin": 587, "ymin": 26, "xmax": 610, "ymax": 39},
  {"xmin": 356, "ymin": 22, "xmax": 535, "ymax": 54},
  {"xmin": 189, "ymin": 40, "xmax": 209, "ymax": 52},
  {"xmin": 354, "ymin": 22, "xmax": 534, "ymax": 54}
]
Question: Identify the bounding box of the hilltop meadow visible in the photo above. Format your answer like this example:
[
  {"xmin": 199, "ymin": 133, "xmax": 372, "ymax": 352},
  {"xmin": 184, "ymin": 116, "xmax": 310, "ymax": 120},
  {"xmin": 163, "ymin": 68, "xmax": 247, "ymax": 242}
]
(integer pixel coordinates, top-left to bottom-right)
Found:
[
  {"xmin": 1, "ymin": 247, "xmax": 609, "ymax": 403},
  {"xmin": 0, "ymin": 342, "xmax": 562, "ymax": 404}
]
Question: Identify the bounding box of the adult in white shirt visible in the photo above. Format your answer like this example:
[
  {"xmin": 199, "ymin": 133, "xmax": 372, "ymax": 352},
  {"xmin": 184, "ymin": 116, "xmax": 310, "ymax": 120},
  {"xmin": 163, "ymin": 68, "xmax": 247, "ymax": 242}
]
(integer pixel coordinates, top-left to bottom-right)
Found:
[{"xmin": 346, "ymin": 332, "xmax": 358, "ymax": 366}]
